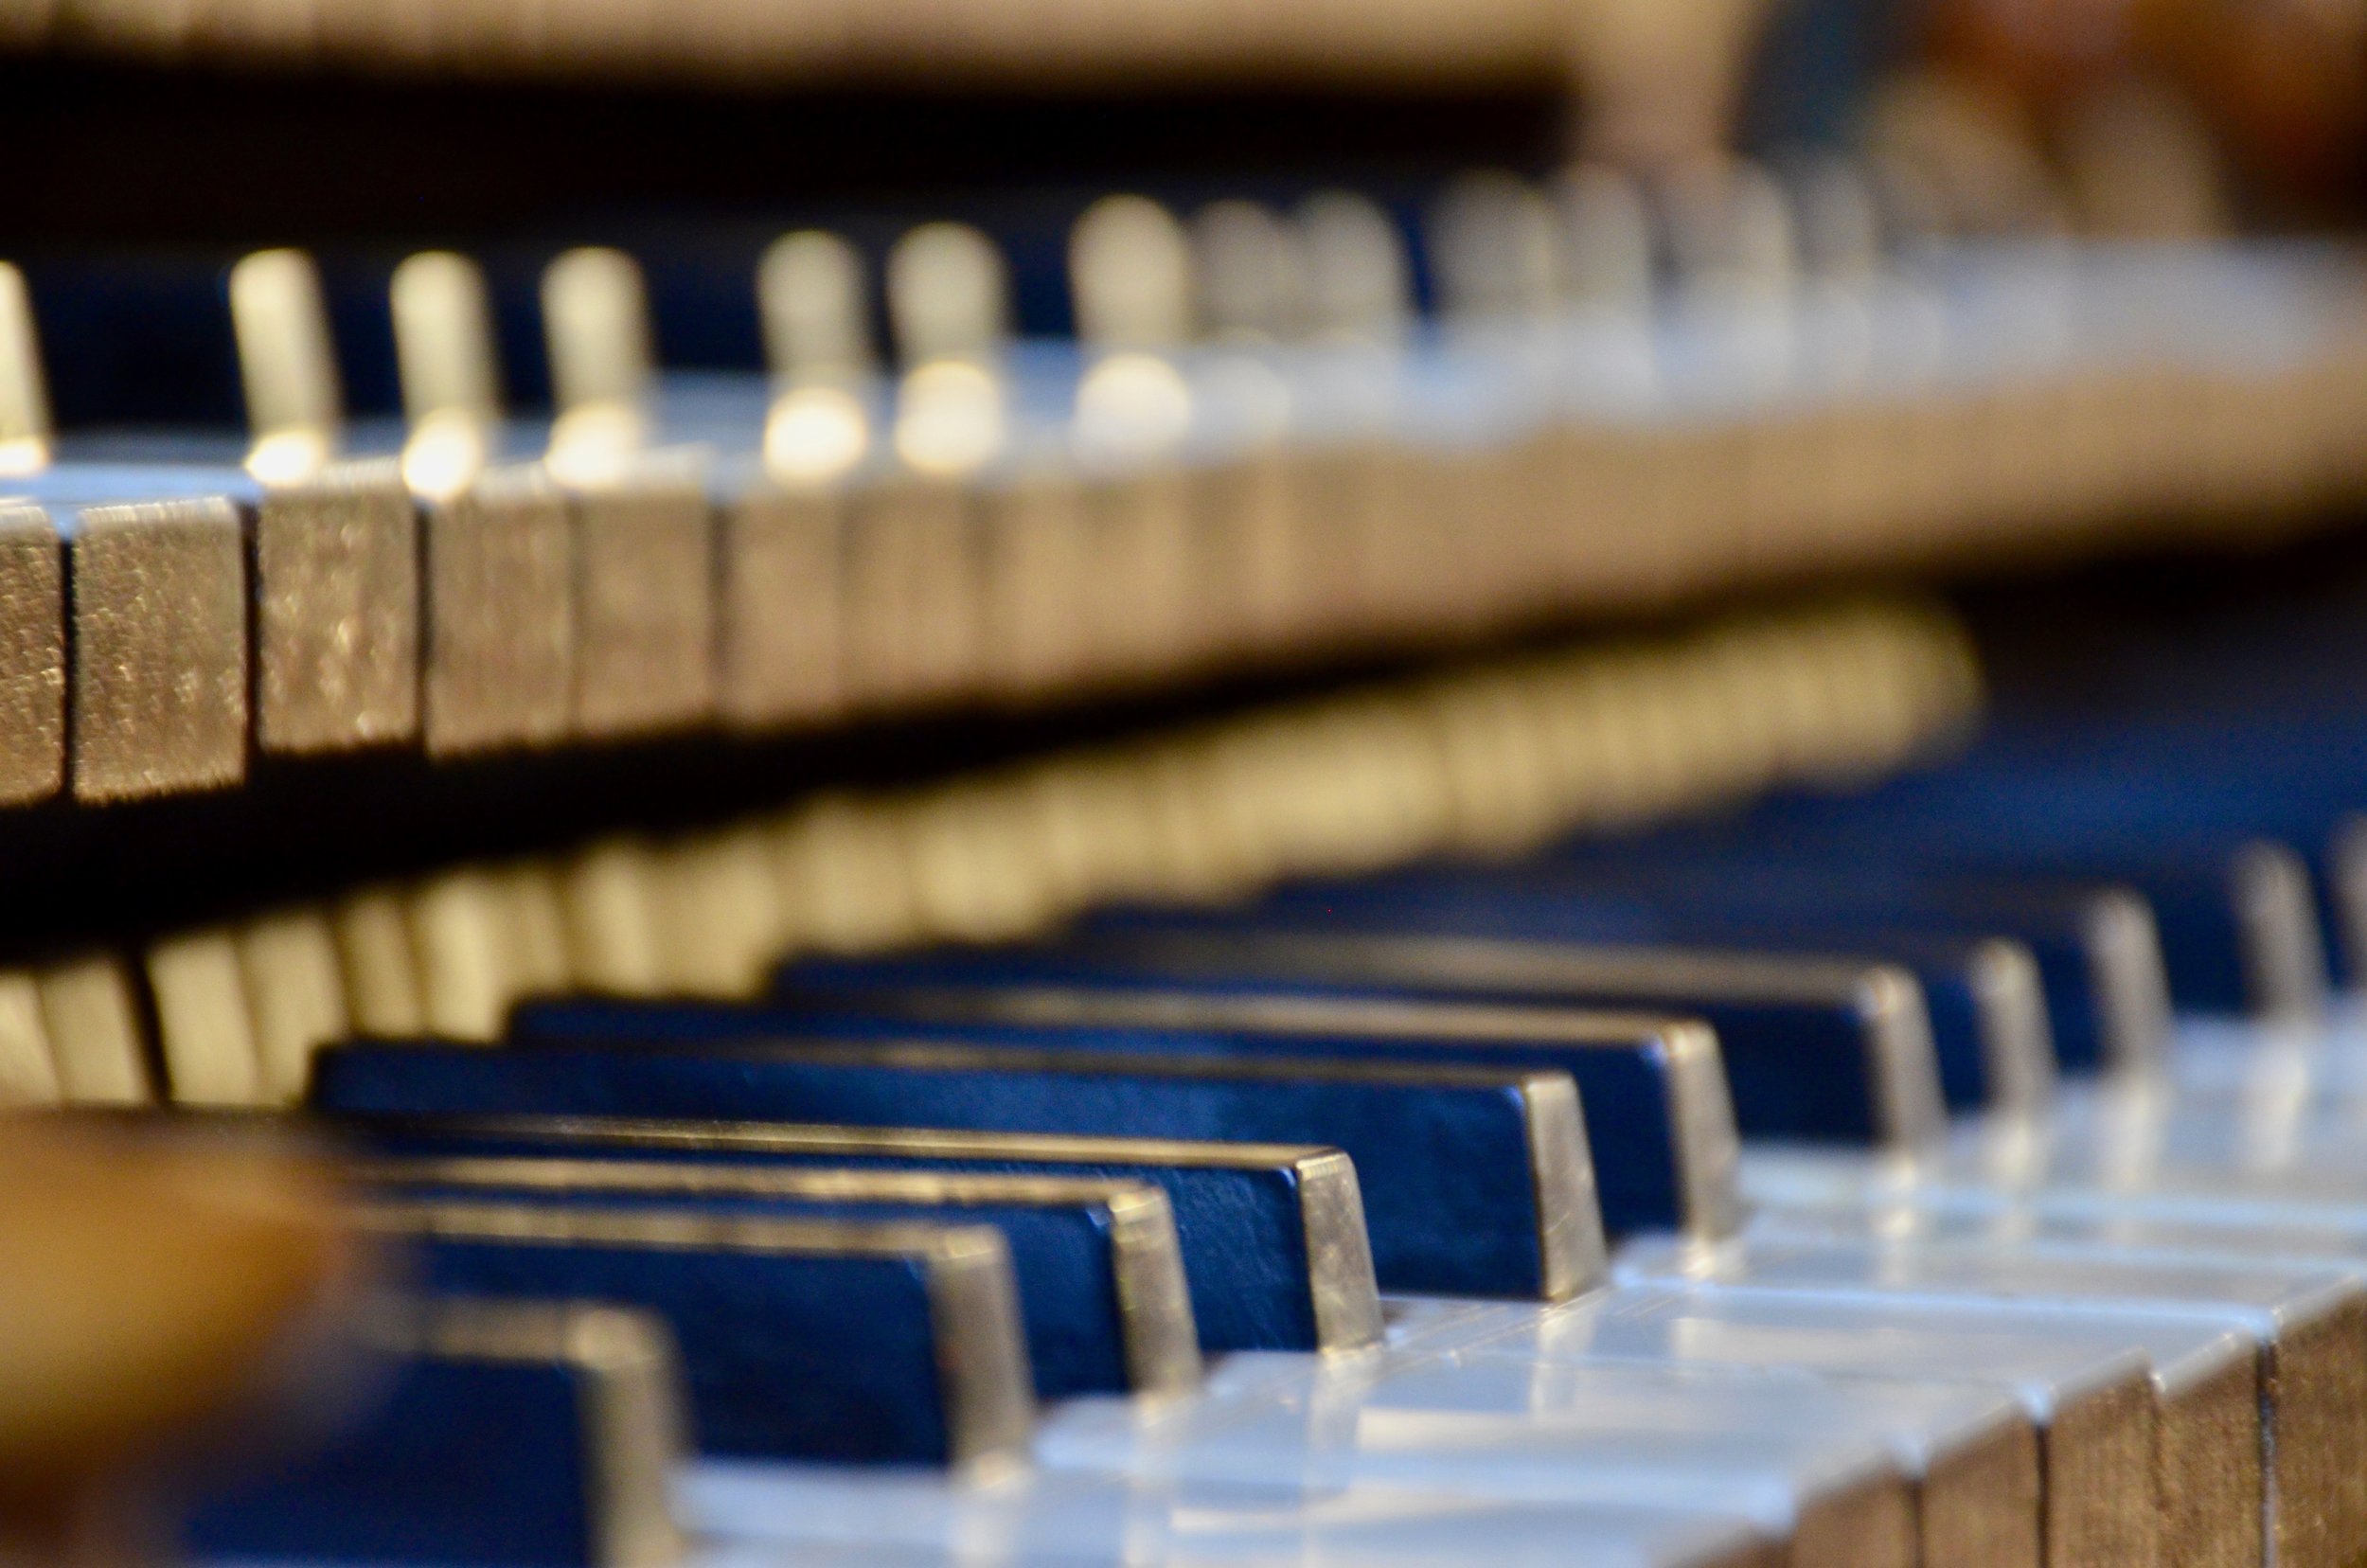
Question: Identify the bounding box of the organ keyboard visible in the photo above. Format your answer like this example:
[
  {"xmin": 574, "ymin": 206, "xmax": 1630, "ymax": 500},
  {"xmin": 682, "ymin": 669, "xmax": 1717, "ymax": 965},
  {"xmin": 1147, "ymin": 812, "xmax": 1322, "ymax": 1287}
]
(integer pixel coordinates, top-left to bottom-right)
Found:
[{"xmin": 21, "ymin": 7, "xmax": 2367, "ymax": 1566}]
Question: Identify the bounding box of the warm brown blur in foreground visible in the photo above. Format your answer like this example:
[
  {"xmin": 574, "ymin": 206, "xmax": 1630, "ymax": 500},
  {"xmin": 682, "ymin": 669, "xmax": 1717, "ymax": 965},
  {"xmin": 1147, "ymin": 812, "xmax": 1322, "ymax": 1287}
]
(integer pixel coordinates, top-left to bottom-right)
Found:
[{"xmin": 0, "ymin": 1118, "xmax": 357, "ymax": 1565}]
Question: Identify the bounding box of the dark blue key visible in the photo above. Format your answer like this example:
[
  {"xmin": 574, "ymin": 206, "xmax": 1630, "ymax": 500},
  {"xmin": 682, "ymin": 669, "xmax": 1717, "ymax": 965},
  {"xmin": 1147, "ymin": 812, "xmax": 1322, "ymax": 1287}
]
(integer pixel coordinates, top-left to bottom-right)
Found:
[
  {"xmin": 21, "ymin": 256, "xmax": 249, "ymax": 430},
  {"xmin": 355, "ymin": 1156, "xmax": 1201, "ymax": 1399},
  {"xmin": 1566, "ymin": 788, "xmax": 2327, "ymax": 1019},
  {"xmin": 311, "ymin": 1037, "xmax": 1601, "ymax": 1301},
  {"xmin": 1040, "ymin": 931, "xmax": 1944, "ymax": 1148},
  {"xmin": 512, "ymin": 985, "xmax": 1737, "ymax": 1243},
  {"xmin": 329, "ymin": 1113, "xmax": 1381, "ymax": 1354},
  {"xmin": 183, "ymin": 1298, "xmax": 683, "ymax": 1568},
  {"xmin": 1135, "ymin": 883, "xmax": 2053, "ymax": 1115},
  {"xmin": 358, "ymin": 1198, "xmax": 1035, "ymax": 1466},
  {"xmin": 763, "ymin": 934, "xmax": 1940, "ymax": 1150},
  {"xmin": 1310, "ymin": 861, "xmax": 2162, "ymax": 1077}
]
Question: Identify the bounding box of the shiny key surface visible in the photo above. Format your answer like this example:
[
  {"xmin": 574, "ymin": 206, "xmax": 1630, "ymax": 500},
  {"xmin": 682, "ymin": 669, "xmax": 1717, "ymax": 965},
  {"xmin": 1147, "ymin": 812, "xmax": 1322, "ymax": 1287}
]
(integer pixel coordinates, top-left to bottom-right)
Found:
[
  {"xmin": 891, "ymin": 928, "xmax": 1948, "ymax": 1149},
  {"xmin": 685, "ymin": 1466, "xmax": 1787, "ymax": 1568},
  {"xmin": 1333, "ymin": 861, "xmax": 2173, "ymax": 1075},
  {"xmin": 517, "ymin": 981, "xmax": 1742, "ymax": 1242},
  {"xmin": 331, "ymin": 1113, "xmax": 1384, "ymax": 1353},
  {"xmin": 355, "ymin": 1155, "xmax": 1202, "ymax": 1399},
  {"xmin": 1391, "ymin": 1286, "xmax": 2233, "ymax": 1568},
  {"xmin": 1235, "ymin": 878, "xmax": 2058, "ymax": 1114},
  {"xmin": 313, "ymin": 1037, "xmax": 1603, "ymax": 1300},
  {"xmin": 359, "ymin": 1201, "xmax": 1037, "ymax": 1467},
  {"xmin": 1031, "ymin": 1351, "xmax": 2002, "ymax": 1568},
  {"xmin": 1616, "ymin": 1228, "xmax": 2367, "ymax": 1568}
]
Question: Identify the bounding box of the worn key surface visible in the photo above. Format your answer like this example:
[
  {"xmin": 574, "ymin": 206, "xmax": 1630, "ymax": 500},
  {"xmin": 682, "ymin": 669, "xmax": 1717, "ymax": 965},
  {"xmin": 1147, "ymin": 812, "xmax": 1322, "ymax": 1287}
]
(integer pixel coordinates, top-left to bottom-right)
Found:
[
  {"xmin": 182, "ymin": 1297, "xmax": 685, "ymax": 1568},
  {"xmin": 520, "ymin": 982, "xmax": 1740, "ymax": 1242},
  {"xmin": 356, "ymin": 1155, "xmax": 1201, "ymax": 1399},
  {"xmin": 360, "ymin": 1201, "xmax": 1036, "ymax": 1468},
  {"xmin": 891, "ymin": 929, "xmax": 1948, "ymax": 1148},
  {"xmin": 331, "ymin": 1112, "xmax": 1383, "ymax": 1353},
  {"xmin": 313, "ymin": 1037, "xmax": 1603, "ymax": 1301}
]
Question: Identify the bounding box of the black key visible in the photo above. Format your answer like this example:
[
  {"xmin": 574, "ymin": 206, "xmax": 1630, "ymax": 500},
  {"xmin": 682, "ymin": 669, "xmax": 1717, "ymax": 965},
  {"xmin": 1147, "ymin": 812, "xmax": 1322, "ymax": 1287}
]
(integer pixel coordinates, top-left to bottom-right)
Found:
[
  {"xmin": 1055, "ymin": 930, "xmax": 1945, "ymax": 1148},
  {"xmin": 1240, "ymin": 878, "xmax": 2056, "ymax": 1111},
  {"xmin": 357, "ymin": 1155, "xmax": 1202, "ymax": 1399},
  {"xmin": 182, "ymin": 1298, "xmax": 684, "ymax": 1568},
  {"xmin": 517, "ymin": 982, "xmax": 1739, "ymax": 1243},
  {"xmin": 360, "ymin": 1200, "xmax": 1035, "ymax": 1466},
  {"xmin": 1559, "ymin": 817, "xmax": 2327, "ymax": 1021},
  {"xmin": 333, "ymin": 1112, "xmax": 1382, "ymax": 1353},
  {"xmin": 1311, "ymin": 862, "xmax": 2167, "ymax": 1077},
  {"xmin": 772, "ymin": 932, "xmax": 1940, "ymax": 1149},
  {"xmin": 312, "ymin": 1037, "xmax": 1602, "ymax": 1300}
]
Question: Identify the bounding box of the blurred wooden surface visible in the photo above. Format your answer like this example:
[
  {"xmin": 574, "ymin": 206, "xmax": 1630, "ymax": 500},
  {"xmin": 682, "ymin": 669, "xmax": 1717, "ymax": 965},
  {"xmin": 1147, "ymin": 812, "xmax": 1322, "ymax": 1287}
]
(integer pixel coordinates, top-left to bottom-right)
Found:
[
  {"xmin": 2, "ymin": 0, "xmax": 1592, "ymax": 86},
  {"xmin": 0, "ymin": 1117, "xmax": 355, "ymax": 1563}
]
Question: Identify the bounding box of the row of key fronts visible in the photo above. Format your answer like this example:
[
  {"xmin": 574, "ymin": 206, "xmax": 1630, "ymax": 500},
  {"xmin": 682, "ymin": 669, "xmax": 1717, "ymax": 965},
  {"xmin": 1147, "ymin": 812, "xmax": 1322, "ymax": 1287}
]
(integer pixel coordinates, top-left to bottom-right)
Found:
[{"xmin": 4, "ymin": 162, "xmax": 2367, "ymax": 803}]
